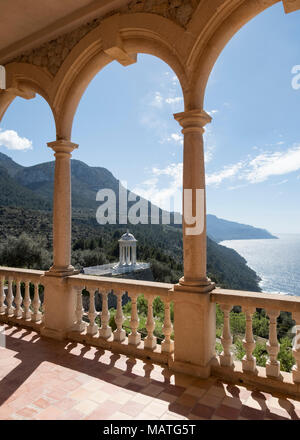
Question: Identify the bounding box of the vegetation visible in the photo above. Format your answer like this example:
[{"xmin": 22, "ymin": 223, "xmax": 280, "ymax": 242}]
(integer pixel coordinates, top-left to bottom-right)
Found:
[{"xmin": 215, "ymin": 304, "xmax": 296, "ymax": 372}]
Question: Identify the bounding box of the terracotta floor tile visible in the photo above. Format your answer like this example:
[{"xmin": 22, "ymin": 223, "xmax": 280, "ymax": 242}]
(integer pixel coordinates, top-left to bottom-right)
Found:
[
  {"xmin": 143, "ymin": 401, "xmax": 169, "ymax": 417},
  {"xmin": 120, "ymin": 401, "xmax": 146, "ymax": 417},
  {"xmin": 157, "ymin": 392, "xmax": 178, "ymax": 403},
  {"xmin": 33, "ymin": 398, "xmax": 52, "ymax": 410},
  {"xmin": 240, "ymin": 405, "xmax": 265, "ymax": 420},
  {"xmin": 143, "ymin": 383, "xmax": 165, "ymax": 397},
  {"xmin": 0, "ymin": 324, "xmax": 298, "ymax": 421},
  {"xmin": 69, "ymin": 387, "xmax": 94, "ymax": 401},
  {"xmin": 36, "ymin": 405, "xmax": 64, "ymax": 420},
  {"xmin": 163, "ymin": 384, "xmax": 186, "ymax": 397},
  {"xmin": 214, "ymin": 404, "xmax": 241, "ymax": 420},
  {"xmin": 16, "ymin": 406, "xmax": 39, "ymax": 419},
  {"xmin": 108, "ymin": 411, "xmax": 134, "ymax": 420},
  {"xmin": 198, "ymin": 393, "xmax": 223, "ymax": 408},
  {"xmin": 73, "ymin": 399, "xmax": 99, "ymax": 415},
  {"xmin": 85, "ymin": 401, "xmax": 122, "ymax": 420},
  {"xmin": 190, "ymin": 403, "xmax": 215, "ymax": 419},
  {"xmin": 221, "ymin": 396, "xmax": 243, "ymax": 409},
  {"xmin": 89, "ymin": 390, "xmax": 111, "ymax": 404},
  {"xmin": 175, "ymin": 393, "xmax": 198, "ymax": 408}
]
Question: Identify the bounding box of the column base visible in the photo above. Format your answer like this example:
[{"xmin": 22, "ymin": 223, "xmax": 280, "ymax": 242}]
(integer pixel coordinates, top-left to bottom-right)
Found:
[
  {"xmin": 168, "ymin": 356, "xmax": 212, "ymax": 379},
  {"xmin": 172, "ymin": 287, "xmax": 216, "ymax": 376},
  {"xmin": 46, "ymin": 265, "xmax": 79, "ymax": 277},
  {"xmin": 40, "ymin": 272, "xmax": 77, "ymax": 341},
  {"xmin": 40, "ymin": 326, "xmax": 67, "ymax": 341},
  {"xmin": 175, "ymin": 277, "xmax": 215, "ymax": 293}
]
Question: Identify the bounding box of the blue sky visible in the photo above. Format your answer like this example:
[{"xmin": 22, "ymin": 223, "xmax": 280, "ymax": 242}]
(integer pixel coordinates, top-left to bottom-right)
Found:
[{"xmin": 1, "ymin": 2, "xmax": 300, "ymax": 233}]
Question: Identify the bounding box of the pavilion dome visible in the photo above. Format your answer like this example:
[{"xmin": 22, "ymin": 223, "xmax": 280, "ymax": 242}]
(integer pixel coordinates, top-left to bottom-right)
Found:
[{"xmin": 119, "ymin": 230, "xmax": 137, "ymax": 242}]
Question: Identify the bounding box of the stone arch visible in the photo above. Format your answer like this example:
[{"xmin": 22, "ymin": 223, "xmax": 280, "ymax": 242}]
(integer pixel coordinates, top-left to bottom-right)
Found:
[
  {"xmin": 51, "ymin": 13, "xmax": 190, "ymax": 140},
  {"xmin": 187, "ymin": 0, "xmax": 282, "ymax": 109},
  {"xmin": 0, "ymin": 62, "xmax": 56, "ymax": 128}
]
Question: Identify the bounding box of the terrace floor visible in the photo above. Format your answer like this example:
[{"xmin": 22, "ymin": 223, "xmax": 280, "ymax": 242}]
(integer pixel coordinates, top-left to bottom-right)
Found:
[{"xmin": 1, "ymin": 324, "xmax": 300, "ymax": 420}]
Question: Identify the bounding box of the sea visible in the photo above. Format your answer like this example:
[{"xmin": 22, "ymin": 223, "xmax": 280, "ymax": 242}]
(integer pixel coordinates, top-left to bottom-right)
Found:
[{"xmin": 220, "ymin": 233, "xmax": 300, "ymax": 297}]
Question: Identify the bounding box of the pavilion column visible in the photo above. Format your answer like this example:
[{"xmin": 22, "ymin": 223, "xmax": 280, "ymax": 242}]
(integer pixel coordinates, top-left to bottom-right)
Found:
[
  {"xmin": 132, "ymin": 244, "xmax": 136, "ymax": 265},
  {"xmin": 41, "ymin": 139, "xmax": 78, "ymax": 341},
  {"xmin": 174, "ymin": 109, "xmax": 214, "ymax": 291},
  {"xmin": 169, "ymin": 109, "xmax": 216, "ymax": 378},
  {"xmin": 47, "ymin": 140, "xmax": 78, "ymax": 275}
]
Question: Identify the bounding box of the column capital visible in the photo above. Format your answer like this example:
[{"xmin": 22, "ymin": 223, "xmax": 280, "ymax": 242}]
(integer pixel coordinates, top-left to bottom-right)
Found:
[
  {"xmin": 47, "ymin": 139, "xmax": 78, "ymax": 156},
  {"xmin": 174, "ymin": 109, "xmax": 212, "ymax": 134}
]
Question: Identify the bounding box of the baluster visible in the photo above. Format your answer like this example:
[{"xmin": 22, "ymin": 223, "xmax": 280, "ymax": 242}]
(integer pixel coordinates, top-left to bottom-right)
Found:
[
  {"xmin": 32, "ymin": 282, "xmax": 41, "ymax": 322},
  {"xmin": 128, "ymin": 293, "xmax": 141, "ymax": 346},
  {"xmin": 23, "ymin": 280, "xmax": 31, "ymax": 320},
  {"xmin": 14, "ymin": 279, "xmax": 23, "ymax": 318},
  {"xmin": 41, "ymin": 295, "xmax": 45, "ymax": 323},
  {"xmin": 6, "ymin": 277, "xmax": 15, "ymax": 316},
  {"xmin": 242, "ymin": 307, "xmax": 256, "ymax": 372},
  {"xmin": 220, "ymin": 303, "xmax": 233, "ymax": 367},
  {"xmin": 74, "ymin": 286, "xmax": 86, "ymax": 332},
  {"xmin": 266, "ymin": 309, "xmax": 280, "ymax": 378},
  {"xmin": 87, "ymin": 289, "xmax": 98, "ymax": 335},
  {"xmin": 0, "ymin": 275, "xmax": 6, "ymax": 314},
  {"xmin": 162, "ymin": 298, "xmax": 174, "ymax": 353},
  {"xmin": 144, "ymin": 296, "xmax": 157, "ymax": 350},
  {"xmin": 99, "ymin": 291, "xmax": 112, "ymax": 339},
  {"xmin": 113, "ymin": 290, "xmax": 126, "ymax": 342},
  {"xmin": 292, "ymin": 312, "xmax": 300, "ymax": 383}
]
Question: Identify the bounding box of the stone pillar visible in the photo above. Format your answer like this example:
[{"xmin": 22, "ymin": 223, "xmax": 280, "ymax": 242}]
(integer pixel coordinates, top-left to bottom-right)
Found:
[
  {"xmin": 119, "ymin": 243, "xmax": 123, "ymax": 265},
  {"xmin": 47, "ymin": 139, "xmax": 78, "ymax": 276},
  {"xmin": 132, "ymin": 244, "xmax": 136, "ymax": 265},
  {"xmin": 169, "ymin": 109, "xmax": 216, "ymax": 378},
  {"xmin": 41, "ymin": 139, "xmax": 78, "ymax": 341},
  {"xmin": 173, "ymin": 109, "xmax": 214, "ymax": 292}
]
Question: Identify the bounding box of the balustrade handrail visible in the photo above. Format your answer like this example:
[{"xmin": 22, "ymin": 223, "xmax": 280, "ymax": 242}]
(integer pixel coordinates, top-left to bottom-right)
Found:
[
  {"xmin": 211, "ymin": 287, "xmax": 300, "ymax": 314},
  {"xmin": 0, "ymin": 266, "xmax": 44, "ymax": 280},
  {"xmin": 67, "ymin": 273, "xmax": 174, "ymax": 298}
]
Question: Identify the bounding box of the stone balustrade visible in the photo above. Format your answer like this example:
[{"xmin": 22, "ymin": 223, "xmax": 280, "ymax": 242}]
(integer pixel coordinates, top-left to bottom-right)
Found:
[
  {"xmin": 211, "ymin": 288, "xmax": 300, "ymax": 397},
  {"xmin": 2, "ymin": 265, "xmax": 300, "ymax": 398},
  {"xmin": 67, "ymin": 274, "xmax": 174, "ymax": 364},
  {"xmin": 0, "ymin": 266, "xmax": 44, "ymax": 330}
]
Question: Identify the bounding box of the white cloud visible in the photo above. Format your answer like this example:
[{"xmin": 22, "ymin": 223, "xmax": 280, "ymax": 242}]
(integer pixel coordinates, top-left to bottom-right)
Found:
[
  {"xmin": 204, "ymin": 144, "xmax": 215, "ymax": 164},
  {"xmin": 165, "ymin": 97, "xmax": 183, "ymax": 105},
  {"xmin": 206, "ymin": 143, "xmax": 300, "ymax": 188},
  {"xmin": 150, "ymin": 91, "xmax": 163, "ymax": 108},
  {"xmin": 133, "ymin": 163, "xmax": 182, "ymax": 212},
  {"xmin": 245, "ymin": 145, "xmax": 300, "ymax": 183},
  {"xmin": 206, "ymin": 162, "xmax": 244, "ymax": 186},
  {"xmin": 207, "ymin": 109, "xmax": 219, "ymax": 116},
  {"xmin": 167, "ymin": 133, "xmax": 183, "ymax": 145},
  {"xmin": 0, "ymin": 129, "xmax": 32, "ymax": 151}
]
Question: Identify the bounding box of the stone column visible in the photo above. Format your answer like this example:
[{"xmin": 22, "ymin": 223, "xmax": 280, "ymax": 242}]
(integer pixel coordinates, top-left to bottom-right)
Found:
[
  {"xmin": 119, "ymin": 243, "xmax": 123, "ymax": 265},
  {"xmin": 169, "ymin": 109, "xmax": 216, "ymax": 378},
  {"xmin": 47, "ymin": 139, "xmax": 78, "ymax": 276},
  {"xmin": 132, "ymin": 244, "xmax": 136, "ymax": 265},
  {"xmin": 41, "ymin": 139, "xmax": 78, "ymax": 341},
  {"xmin": 173, "ymin": 109, "xmax": 214, "ymax": 292}
]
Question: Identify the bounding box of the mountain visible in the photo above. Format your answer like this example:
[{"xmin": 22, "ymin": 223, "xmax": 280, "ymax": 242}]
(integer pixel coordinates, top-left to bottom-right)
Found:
[
  {"xmin": 0, "ymin": 152, "xmax": 271, "ymax": 291},
  {"xmin": 207, "ymin": 214, "xmax": 277, "ymax": 242},
  {"xmin": 0, "ymin": 152, "xmax": 276, "ymax": 242}
]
